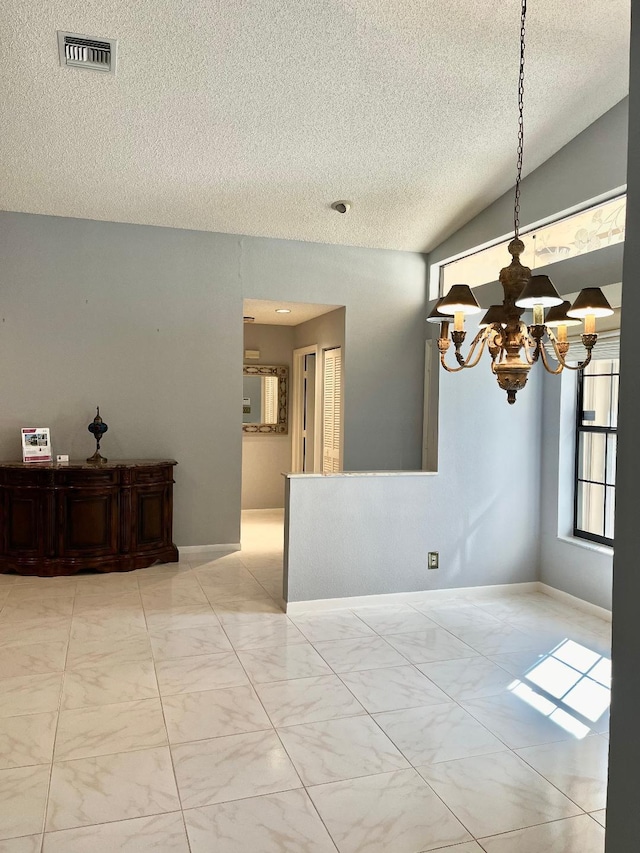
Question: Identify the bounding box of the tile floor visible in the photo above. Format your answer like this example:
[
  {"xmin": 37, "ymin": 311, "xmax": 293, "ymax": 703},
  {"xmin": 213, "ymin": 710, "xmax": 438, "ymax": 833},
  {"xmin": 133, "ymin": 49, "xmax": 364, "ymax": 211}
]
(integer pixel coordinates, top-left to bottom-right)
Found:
[{"xmin": 0, "ymin": 510, "xmax": 611, "ymax": 852}]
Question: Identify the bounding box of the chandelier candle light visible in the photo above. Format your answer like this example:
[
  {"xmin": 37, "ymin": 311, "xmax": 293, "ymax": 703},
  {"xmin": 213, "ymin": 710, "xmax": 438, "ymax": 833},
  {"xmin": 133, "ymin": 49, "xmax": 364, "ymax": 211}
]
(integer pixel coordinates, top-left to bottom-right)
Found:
[{"xmin": 433, "ymin": 0, "xmax": 613, "ymax": 404}]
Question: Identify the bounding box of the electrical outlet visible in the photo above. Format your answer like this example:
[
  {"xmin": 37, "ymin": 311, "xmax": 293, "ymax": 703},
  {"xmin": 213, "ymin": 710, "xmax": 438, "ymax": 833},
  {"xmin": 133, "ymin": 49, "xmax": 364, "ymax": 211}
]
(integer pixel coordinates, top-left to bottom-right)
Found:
[{"xmin": 428, "ymin": 552, "xmax": 439, "ymax": 570}]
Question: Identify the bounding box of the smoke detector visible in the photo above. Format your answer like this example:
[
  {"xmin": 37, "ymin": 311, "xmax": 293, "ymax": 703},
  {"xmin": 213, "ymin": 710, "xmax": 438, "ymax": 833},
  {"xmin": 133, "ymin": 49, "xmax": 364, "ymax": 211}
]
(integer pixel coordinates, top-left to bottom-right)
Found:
[
  {"xmin": 243, "ymin": 316, "xmax": 256, "ymax": 323},
  {"xmin": 57, "ymin": 31, "xmax": 118, "ymax": 74}
]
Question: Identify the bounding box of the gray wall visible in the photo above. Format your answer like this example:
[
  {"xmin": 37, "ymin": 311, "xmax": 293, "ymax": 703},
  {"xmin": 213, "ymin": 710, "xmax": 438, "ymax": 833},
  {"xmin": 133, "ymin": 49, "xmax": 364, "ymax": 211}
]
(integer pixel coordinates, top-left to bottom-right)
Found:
[
  {"xmin": 286, "ymin": 337, "xmax": 542, "ymax": 602},
  {"xmin": 606, "ymin": 5, "xmax": 639, "ymax": 849},
  {"xmin": 293, "ymin": 308, "xmax": 346, "ymax": 354},
  {"xmin": 0, "ymin": 212, "xmax": 427, "ymax": 545},
  {"xmin": 539, "ymin": 371, "xmax": 613, "ymax": 610},
  {"xmin": 242, "ymin": 324, "xmax": 294, "ymax": 510}
]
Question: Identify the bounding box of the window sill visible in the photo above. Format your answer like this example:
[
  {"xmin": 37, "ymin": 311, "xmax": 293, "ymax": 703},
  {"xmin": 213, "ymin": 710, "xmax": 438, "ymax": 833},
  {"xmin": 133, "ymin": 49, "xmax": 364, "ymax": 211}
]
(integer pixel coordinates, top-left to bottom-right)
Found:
[{"xmin": 557, "ymin": 535, "xmax": 613, "ymax": 556}]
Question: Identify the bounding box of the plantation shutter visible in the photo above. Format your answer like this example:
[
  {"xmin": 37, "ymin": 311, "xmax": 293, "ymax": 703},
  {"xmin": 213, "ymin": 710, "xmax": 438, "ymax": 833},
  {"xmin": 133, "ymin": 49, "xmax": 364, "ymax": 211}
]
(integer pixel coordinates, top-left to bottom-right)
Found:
[
  {"xmin": 262, "ymin": 376, "xmax": 277, "ymax": 424},
  {"xmin": 322, "ymin": 348, "xmax": 342, "ymax": 473}
]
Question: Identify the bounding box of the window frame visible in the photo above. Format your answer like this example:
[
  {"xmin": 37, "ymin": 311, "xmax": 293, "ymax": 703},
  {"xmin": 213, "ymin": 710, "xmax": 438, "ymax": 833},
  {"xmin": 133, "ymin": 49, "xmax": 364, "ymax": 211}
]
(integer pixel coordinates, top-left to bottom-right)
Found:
[{"xmin": 573, "ymin": 361, "xmax": 618, "ymax": 547}]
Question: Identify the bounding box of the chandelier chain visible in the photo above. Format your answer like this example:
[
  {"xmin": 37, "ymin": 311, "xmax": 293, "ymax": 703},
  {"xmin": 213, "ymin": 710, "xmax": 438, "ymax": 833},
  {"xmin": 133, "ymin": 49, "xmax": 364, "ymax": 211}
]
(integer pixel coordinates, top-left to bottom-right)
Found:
[{"xmin": 514, "ymin": 0, "xmax": 527, "ymax": 239}]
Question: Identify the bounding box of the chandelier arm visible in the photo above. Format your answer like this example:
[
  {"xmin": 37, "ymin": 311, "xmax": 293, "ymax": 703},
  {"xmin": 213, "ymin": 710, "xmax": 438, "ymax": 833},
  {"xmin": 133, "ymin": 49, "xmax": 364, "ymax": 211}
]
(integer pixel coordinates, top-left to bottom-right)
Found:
[
  {"xmin": 538, "ymin": 338, "xmax": 565, "ymax": 375},
  {"xmin": 547, "ymin": 331, "xmax": 595, "ymax": 371},
  {"xmin": 520, "ymin": 328, "xmax": 536, "ymax": 366},
  {"xmin": 440, "ymin": 329, "xmax": 490, "ymax": 373}
]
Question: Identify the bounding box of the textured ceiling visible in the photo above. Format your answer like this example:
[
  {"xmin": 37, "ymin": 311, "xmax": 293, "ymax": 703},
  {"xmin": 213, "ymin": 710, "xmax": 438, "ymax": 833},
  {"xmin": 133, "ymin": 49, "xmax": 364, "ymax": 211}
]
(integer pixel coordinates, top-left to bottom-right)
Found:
[
  {"xmin": 243, "ymin": 299, "xmax": 342, "ymax": 326},
  {"xmin": 0, "ymin": 1, "xmax": 630, "ymax": 252}
]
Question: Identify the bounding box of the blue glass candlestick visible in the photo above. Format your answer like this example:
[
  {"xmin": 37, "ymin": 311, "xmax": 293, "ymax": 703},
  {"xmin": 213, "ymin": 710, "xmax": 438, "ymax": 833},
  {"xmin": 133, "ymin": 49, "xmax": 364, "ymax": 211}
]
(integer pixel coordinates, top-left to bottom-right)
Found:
[{"xmin": 87, "ymin": 407, "xmax": 108, "ymax": 464}]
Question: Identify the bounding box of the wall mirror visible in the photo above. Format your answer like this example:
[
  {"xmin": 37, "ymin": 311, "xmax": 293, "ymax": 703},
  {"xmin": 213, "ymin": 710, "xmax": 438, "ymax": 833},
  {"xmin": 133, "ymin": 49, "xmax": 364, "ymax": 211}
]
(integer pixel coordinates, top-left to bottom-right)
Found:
[{"xmin": 242, "ymin": 365, "xmax": 288, "ymax": 434}]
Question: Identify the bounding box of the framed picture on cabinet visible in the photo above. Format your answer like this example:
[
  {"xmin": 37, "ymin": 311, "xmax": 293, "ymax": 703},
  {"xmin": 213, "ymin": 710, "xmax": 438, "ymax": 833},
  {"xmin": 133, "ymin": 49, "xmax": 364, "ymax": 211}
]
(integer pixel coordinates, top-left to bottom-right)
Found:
[{"xmin": 21, "ymin": 427, "xmax": 52, "ymax": 463}]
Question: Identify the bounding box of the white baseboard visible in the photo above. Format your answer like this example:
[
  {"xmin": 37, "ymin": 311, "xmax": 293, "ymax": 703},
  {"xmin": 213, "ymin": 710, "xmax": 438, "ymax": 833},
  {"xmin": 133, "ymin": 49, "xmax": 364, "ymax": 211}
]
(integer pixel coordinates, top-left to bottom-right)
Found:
[
  {"xmin": 538, "ymin": 582, "xmax": 612, "ymax": 622},
  {"xmin": 178, "ymin": 543, "xmax": 241, "ymax": 555},
  {"xmin": 285, "ymin": 582, "xmax": 540, "ymax": 615}
]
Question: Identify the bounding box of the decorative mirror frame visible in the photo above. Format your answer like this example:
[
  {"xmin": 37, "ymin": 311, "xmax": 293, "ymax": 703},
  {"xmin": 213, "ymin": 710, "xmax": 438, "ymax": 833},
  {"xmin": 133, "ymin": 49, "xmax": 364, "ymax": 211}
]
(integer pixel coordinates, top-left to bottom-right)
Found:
[{"xmin": 242, "ymin": 365, "xmax": 288, "ymax": 434}]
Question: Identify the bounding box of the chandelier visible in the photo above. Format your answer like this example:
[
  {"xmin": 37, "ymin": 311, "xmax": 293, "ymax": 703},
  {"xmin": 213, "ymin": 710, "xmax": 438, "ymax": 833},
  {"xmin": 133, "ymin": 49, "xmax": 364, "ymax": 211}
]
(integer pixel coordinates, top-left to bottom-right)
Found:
[{"xmin": 431, "ymin": 0, "xmax": 613, "ymax": 404}]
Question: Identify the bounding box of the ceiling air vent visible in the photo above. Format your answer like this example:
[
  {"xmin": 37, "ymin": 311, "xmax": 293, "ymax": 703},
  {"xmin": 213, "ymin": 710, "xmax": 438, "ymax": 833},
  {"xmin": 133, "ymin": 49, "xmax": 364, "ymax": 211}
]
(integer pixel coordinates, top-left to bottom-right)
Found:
[{"xmin": 57, "ymin": 31, "xmax": 117, "ymax": 74}]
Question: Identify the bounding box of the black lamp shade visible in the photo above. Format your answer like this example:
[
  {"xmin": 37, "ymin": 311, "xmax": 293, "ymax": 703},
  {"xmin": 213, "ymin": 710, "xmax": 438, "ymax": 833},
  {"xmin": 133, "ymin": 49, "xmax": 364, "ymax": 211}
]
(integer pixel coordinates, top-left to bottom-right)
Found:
[
  {"xmin": 426, "ymin": 297, "xmax": 455, "ymax": 324},
  {"xmin": 479, "ymin": 305, "xmax": 508, "ymax": 328},
  {"xmin": 438, "ymin": 284, "xmax": 482, "ymax": 315},
  {"xmin": 515, "ymin": 274, "xmax": 563, "ymax": 309},
  {"xmin": 567, "ymin": 287, "xmax": 614, "ymax": 318},
  {"xmin": 544, "ymin": 300, "xmax": 582, "ymax": 327}
]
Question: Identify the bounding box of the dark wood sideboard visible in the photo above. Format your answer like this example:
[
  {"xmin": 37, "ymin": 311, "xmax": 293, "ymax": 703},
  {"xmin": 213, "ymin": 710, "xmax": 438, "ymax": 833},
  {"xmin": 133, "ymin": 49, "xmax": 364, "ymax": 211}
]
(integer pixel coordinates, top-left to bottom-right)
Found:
[{"xmin": 0, "ymin": 460, "xmax": 179, "ymax": 576}]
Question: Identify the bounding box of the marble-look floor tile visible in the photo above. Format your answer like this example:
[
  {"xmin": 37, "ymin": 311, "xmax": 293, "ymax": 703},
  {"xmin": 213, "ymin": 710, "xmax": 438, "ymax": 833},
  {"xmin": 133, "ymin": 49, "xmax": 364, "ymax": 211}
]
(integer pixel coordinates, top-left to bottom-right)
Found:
[
  {"xmin": 0, "ymin": 764, "xmax": 50, "ymax": 840},
  {"xmin": 352, "ymin": 605, "xmax": 436, "ymax": 635},
  {"xmin": 277, "ymin": 715, "xmax": 409, "ymax": 785},
  {"xmin": 0, "ymin": 712, "xmax": 57, "ymax": 769},
  {"xmin": 46, "ymin": 746, "xmax": 180, "ymax": 831},
  {"xmin": 414, "ymin": 603, "xmax": 504, "ymax": 633},
  {"xmin": 162, "ymin": 685, "xmax": 271, "ymax": 742},
  {"xmin": 450, "ymin": 624, "xmax": 549, "ymax": 656},
  {"xmin": 144, "ymin": 604, "xmax": 220, "ymax": 633},
  {"xmin": 290, "ymin": 612, "xmax": 376, "ymax": 642},
  {"xmin": 308, "ymin": 768, "xmax": 471, "ymax": 853},
  {"xmin": 0, "ymin": 673, "xmax": 63, "ymax": 718},
  {"xmin": 238, "ymin": 644, "xmax": 332, "ymax": 683},
  {"xmin": 591, "ymin": 809, "xmax": 606, "ymax": 827},
  {"xmin": 61, "ymin": 661, "xmax": 158, "ymax": 709},
  {"xmin": 71, "ymin": 591, "xmax": 143, "ymax": 616},
  {"xmin": 418, "ymin": 751, "xmax": 581, "ymax": 838},
  {"xmin": 42, "ymin": 812, "xmax": 190, "ymax": 853},
  {"xmin": 0, "ymin": 598, "xmax": 74, "ymax": 623},
  {"xmin": 313, "ymin": 636, "xmax": 409, "ymax": 673},
  {"xmin": 0, "ymin": 618, "xmax": 71, "ymax": 649},
  {"xmin": 222, "ymin": 617, "xmax": 306, "ymax": 650},
  {"xmin": 479, "ymin": 813, "xmax": 605, "ymax": 852},
  {"xmin": 200, "ymin": 578, "xmax": 270, "ymax": 602},
  {"xmin": 74, "ymin": 573, "xmax": 140, "ymax": 597},
  {"xmin": 194, "ymin": 564, "xmax": 253, "ymax": 582},
  {"xmin": 461, "ymin": 690, "xmax": 589, "ymax": 748},
  {"xmin": 150, "ymin": 624, "xmax": 232, "ymax": 659},
  {"xmin": 339, "ymin": 665, "xmax": 450, "ymax": 713},
  {"xmin": 55, "ymin": 698, "xmax": 167, "ymax": 760},
  {"xmin": 488, "ymin": 648, "xmax": 553, "ymax": 678},
  {"xmin": 138, "ymin": 575, "xmax": 204, "ymax": 594},
  {"xmin": 417, "ymin": 657, "xmax": 515, "ymax": 701},
  {"xmin": 0, "ymin": 835, "xmax": 43, "ymax": 852},
  {"xmin": 374, "ymin": 702, "xmax": 507, "ymax": 765},
  {"xmin": 171, "ymin": 729, "xmax": 302, "ymax": 808},
  {"xmin": 69, "ymin": 613, "xmax": 146, "ymax": 642},
  {"xmin": 384, "ymin": 627, "xmax": 479, "ymax": 664},
  {"xmin": 0, "ymin": 641, "xmax": 67, "ymax": 680},
  {"xmin": 255, "ymin": 675, "xmax": 365, "ymax": 727},
  {"xmin": 4, "ymin": 583, "xmax": 76, "ymax": 602},
  {"xmin": 12, "ymin": 576, "xmax": 77, "ymax": 590},
  {"xmin": 214, "ymin": 598, "xmax": 285, "ymax": 622},
  {"xmin": 258, "ymin": 580, "xmax": 283, "ymax": 597},
  {"xmin": 155, "ymin": 651, "xmax": 248, "ymax": 695},
  {"xmin": 184, "ymin": 789, "xmax": 336, "ymax": 853},
  {"xmin": 65, "ymin": 633, "xmax": 153, "ymax": 669},
  {"xmin": 516, "ymin": 735, "xmax": 609, "ymax": 811}
]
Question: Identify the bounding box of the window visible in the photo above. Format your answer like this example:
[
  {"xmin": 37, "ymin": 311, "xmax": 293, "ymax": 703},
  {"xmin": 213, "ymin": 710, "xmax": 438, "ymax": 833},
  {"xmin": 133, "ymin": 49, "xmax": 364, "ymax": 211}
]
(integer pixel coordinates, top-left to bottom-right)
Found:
[
  {"xmin": 574, "ymin": 358, "xmax": 619, "ymax": 545},
  {"xmin": 438, "ymin": 193, "xmax": 626, "ymax": 295}
]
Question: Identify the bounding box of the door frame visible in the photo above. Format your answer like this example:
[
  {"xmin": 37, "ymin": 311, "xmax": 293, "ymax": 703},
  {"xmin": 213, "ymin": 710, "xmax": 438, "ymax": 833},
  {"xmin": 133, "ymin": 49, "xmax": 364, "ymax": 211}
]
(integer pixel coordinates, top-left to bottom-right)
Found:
[{"xmin": 291, "ymin": 345, "xmax": 322, "ymax": 473}]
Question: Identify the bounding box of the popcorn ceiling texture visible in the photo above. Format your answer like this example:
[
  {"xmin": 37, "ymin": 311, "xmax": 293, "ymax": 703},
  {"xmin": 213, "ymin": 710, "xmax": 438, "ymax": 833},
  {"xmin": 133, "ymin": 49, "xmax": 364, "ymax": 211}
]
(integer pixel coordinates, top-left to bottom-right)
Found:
[{"xmin": 0, "ymin": 0, "xmax": 630, "ymax": 252}]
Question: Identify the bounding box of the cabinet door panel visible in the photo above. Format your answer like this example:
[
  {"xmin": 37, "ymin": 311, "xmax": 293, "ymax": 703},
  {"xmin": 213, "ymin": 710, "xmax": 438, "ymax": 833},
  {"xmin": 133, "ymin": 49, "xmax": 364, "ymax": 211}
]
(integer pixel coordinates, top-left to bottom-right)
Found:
[
  {"xmin": 60, "ymin": 492, "xmax": 119, "ymax": 556},
  {"xmin": 4, "ymin": 490, "xmax": 45, "ymax": 555},
  {"xmin": 133, "ymin": 486, "xmax": 171, "ymax": 551}
]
